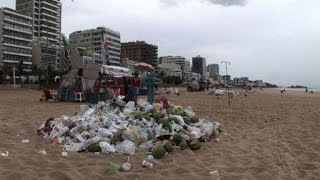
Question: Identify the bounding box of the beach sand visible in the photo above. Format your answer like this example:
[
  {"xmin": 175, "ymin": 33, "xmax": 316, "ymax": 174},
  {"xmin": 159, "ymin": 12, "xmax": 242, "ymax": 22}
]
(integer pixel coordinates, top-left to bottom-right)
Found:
[{"xmin": 0, "ymin": 88, "xmax": 320, "ymax": 180}]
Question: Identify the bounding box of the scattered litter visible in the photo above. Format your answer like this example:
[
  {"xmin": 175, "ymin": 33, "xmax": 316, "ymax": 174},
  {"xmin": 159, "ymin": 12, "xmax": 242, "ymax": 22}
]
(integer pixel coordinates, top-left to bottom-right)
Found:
[
  {"xmin": 61, "ymin": 151, "xmax": 68, "ymax": 157},
  {"xmin": 38, "ymin": 150, "xmax": 47, "ymax": 155},
  {"xmin": 107, "ymin": 162, "xmax": 121, "ymax": 172},
  {"xmin": 1, "ymin": 151, "xmax": 9, "ymax": 157},
  {"xmin": 209, "ymin": 170, "xmax": 220, "ymax": 178},
  {"xmin": 21, "ymin": 139, "xmax": 30, "ymax": 144},
  {"xmin": 142, "ymin": 160, "xmax": 153, "ymax": 168},
  {"xmin": 121, "ymin": 162, "xmax": 131, "ymax": 172},
  {"xmin": 147, "ymin": 155, "xmax": 154, "ymax": 160}
]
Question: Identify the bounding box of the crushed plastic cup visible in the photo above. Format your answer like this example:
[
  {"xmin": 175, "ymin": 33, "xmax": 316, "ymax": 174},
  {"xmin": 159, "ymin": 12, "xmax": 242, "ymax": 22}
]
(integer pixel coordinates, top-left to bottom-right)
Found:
[
  {"xmin": 21, "ymin": 139, "xmax": 30, "ymax": 144},
  {"xmin": 142, "ymin": 160, "xmax": 153, "ymax": 168},
  {"xmin": 209, "ymin": 170, "xmax": 219, "ymax": 178},
  {"xmin": 38, "ymin": 150, "xmax": 47, "ymax": 155},
  {"xmin": 147, "ymin": 155, "xmax": 154, "ymax": 160},
  {"xmin": 121, "ymin": 162, "xmax": 131, "ymax": 172},
  {"xmin": 1, "ymin": 151, "xmax": 9, "ymax": 157},
  {"xmin": 61, "ymin": 151, "xmax": 68, "ymax": 157}
]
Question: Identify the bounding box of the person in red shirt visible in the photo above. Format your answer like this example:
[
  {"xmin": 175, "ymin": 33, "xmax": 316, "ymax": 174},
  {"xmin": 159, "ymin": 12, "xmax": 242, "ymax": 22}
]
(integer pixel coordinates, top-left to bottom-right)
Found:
[{"xmin": 132, "ymin": 73, "xmax": 140, "ymax": 99}]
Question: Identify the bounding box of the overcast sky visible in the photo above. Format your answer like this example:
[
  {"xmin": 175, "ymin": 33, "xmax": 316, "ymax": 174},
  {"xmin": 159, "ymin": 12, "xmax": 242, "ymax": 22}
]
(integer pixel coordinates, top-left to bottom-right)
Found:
[{"xmin": 2, "ymin": 0, "xmax": 320, "ymax": 87}]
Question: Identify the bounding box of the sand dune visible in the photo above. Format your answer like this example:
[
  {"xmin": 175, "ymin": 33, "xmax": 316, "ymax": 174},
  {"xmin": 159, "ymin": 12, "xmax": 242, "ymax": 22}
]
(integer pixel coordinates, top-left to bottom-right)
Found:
[{"xmin": 0, "ymin": 88, "xmax": 319, "ymax": 179}]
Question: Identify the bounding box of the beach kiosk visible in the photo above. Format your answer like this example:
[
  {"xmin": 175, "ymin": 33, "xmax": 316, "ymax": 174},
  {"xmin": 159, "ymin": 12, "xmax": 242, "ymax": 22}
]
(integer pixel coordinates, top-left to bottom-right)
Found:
[{"xmin": 56, "ymin": 64, "xmax": 132, "ymax": 103}]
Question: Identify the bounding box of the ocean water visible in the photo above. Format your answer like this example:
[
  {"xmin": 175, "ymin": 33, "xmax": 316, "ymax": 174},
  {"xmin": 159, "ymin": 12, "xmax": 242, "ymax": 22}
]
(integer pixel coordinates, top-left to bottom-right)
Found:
[{"xmin": 276, "ymin": 88, "xmax": 320, "ymax": 92}]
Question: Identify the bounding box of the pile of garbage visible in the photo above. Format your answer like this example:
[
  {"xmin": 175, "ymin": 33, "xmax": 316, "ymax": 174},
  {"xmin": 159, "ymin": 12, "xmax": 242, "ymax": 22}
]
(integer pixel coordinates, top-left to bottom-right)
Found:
[{"xmin": 37, "ymin": 97, "xmax": 222, "ymax": 158}]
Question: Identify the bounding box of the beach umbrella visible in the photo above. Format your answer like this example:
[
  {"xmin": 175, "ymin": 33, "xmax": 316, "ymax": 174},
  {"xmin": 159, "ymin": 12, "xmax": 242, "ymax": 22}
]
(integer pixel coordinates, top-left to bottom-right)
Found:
[{"xmin": 134, "ymin": 62, "xmax": 154, "ymax": 72}]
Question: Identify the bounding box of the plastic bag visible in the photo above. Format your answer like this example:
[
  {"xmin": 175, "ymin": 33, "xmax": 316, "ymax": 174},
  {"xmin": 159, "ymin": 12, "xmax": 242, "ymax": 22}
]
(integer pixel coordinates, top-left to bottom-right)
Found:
[
  {"xmin": 97, "ymin": 128, "xmax": 113, "ymax": 139},
  {"xmin": 122, "ymin": 126, "xmax": 148, "ymax": 145},
  {"xmin": 125, "ymin": 101, "xmax": 135, "ymax": 110},
  {"xmin": 82, "ymin": 136, "xmax": 101, "ymax": 149},
  {"xmin": 137, "ymin": 99, "xmax": 149, "ymax": 108},
  {"xmin": 188, "ymin": 126, "xmax": 201, "ymax": 140},
  {"xmin": 75, "ymin": 131, "xmax": 90, "ymax": 142},
  {"xmin": 116, "ymin": 140, "xmax": 136, "ymax": 155},
  {"xmin": 184, "ymin": 106, "xmax": 195, "ymax": 117},
  {"xmin": 83, "ymin": 108, "xmax": 95, "ymax": 118},
  {"xmin": 88, "ymin": 118, "xmax": 102, "ymax": 130},
  {"xmin": 123, "ymin": 108, "xmax": 133, "ymax": 116},
  {"xmin": 115, "ymin": 98, "xmax": 126, "ymax": 107},
  {"xmin": 108, "ymin": 122, "xmax": 119, "ymax": 135},
  {"xmin": 99, "ymin": 142, "xmax": 116, "ymax": 153},
  {"xmin": 69, "ymin": 123, "xmax": 88, "ymax": 136},
  {"xmin": 145, "ymin": 104, "xmax": 153, "ymax": 112},
  {"xmin": 200, "ymin": 121, "xmax": 214, "ymax": 139},
  {"xmin": 48, "ymin": 123, "xmax": 69, "ymax": 140},
  {"xmin": 170, "ymin": 115, "xmax": 187, "ymax": 126},
  {"xmin": 138, "ymin": 140, "xmax": 154, "ymax": 150},
  {"xmin": 64, "ymin": 143, "xmax": 83, "ymax": 152}
]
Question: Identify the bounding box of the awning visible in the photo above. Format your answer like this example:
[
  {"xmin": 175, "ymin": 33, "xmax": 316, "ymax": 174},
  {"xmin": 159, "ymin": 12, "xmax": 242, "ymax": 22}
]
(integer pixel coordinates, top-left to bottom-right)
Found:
[
  {"xmin": 100, "ymin": 65, "xmax": 132, "ymax": 77},
  {"xmin": 134, "ymin": 62, "xmax": 154, "ymax": 71}
]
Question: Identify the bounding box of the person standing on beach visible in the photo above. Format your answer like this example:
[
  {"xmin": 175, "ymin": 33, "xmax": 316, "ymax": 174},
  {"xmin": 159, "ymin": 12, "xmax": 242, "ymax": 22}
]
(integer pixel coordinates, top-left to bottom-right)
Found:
[
  {"xmin": 144, "ymin": 72, "xmax": 156, "ymax": 104},
  {"xmin": 132, "ymin": 73, "xmax": 141, "ymax": 99}
]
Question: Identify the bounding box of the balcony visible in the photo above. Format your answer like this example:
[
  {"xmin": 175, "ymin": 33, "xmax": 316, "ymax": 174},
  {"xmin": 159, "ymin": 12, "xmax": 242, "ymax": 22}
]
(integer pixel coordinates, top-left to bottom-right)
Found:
[
  {"xmin": 4, "ymin": 17, "xmax": 32, "ymax": 27},
  {"xmin": 41, "ymin": 6, "xmax": 59, "ymax": 14},
  {"xmin": 3, "ymin": 35, "xmax": 32, "ymax": 42},
  {"xmin": 4, "ymin": 9, "xmax": 32, "ymax": 20},
  {"xmin": 4, "ymin": 51, "xmax": 32, "ymax": 57},
  {"xmin": 3, "ymin": 43, "xmax": 32, "ymax": 50},
  {"xmin": 41, "ymin": 1, "xmax": 60, "ymax": 9},
  {"xmin": 3, "ymin": 26, "xmax": 32, "ymax": 35},
  {"xmin": 40, "ymin": 24, "xmax": 60, "ymax": 31},
  {"xmin": 3, "ymin": 60, "xmax": 19, "ymax": 64},
  {"xmin": 41, "ymin": 18, "xmax": 59, "ymax": 25},
  {"xmin": 41, "ymin": 12, "xmax": 60, "ymax": 20},
  {"xmin": 40, "ymin": 30, "xmax": 59, "ymax": 36}
]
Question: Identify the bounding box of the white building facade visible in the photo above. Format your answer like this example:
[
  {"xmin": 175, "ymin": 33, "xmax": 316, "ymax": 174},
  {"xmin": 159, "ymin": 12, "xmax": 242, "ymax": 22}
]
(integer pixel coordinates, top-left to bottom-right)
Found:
[
  {"xmin": 159, "ymin": 56, "xmax": 190, "ymax": 80},
  {"xmin": 16, "ymin": 0, "xmax": 62, "ymax": 69},
  {"xmin": 69, "ymin": 27, "xmax": 121, "ymax": 66},
  {"xmin": 0, "ymin": 8, "xmax": 33, "ymax": 71}
]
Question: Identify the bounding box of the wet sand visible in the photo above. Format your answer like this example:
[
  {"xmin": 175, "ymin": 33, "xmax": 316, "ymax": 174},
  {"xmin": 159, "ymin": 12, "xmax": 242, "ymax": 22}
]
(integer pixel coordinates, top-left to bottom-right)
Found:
[{"xmin": 0, "ymin": 88, "xmax": 319, "ymax": 180}]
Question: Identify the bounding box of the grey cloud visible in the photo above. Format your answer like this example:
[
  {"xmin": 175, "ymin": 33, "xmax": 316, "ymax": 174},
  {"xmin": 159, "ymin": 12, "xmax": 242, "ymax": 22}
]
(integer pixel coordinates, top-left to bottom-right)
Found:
[
  {"xmin": 208, "ymin": 0, "xmax": 246, "ymax": 6},
  {"xmin": 159, "ymin": 0, "xmax": 247, "ymax": 7}
]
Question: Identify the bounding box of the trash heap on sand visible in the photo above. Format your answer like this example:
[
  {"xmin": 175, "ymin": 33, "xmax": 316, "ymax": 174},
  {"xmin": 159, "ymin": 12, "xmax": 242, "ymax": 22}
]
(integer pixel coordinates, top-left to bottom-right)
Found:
[{"xmin": 37, "ymin": 98, "xmax": 222, "ymax": 159}]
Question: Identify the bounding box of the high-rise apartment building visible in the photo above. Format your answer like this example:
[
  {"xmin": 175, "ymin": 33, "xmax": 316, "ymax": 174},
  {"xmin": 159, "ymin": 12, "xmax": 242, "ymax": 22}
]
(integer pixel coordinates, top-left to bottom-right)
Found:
[
  {"xmin": 121, "ymin": 41, "xmax": 158, "ymax": 68},
  {"xmin": 16, "ymin": 0, "xmax": 62, "ymax": 69},
  {"xmin": 192, "ymin": 55, "xmax": 206, "ymax": 79},
  {"xmin": 0, "ymin": 8, "xmax": 33, "ymax": 71},
  {"xmin": 207, "ymin": 64, "xmax": 219, "ymax": 80},
  {"xmin": 159, "ymin": 56, "xmax": 190, "ymax": 80},
  {"xmin": 69, "ymin": 27, "xmax": 121, "ymax": 66}
]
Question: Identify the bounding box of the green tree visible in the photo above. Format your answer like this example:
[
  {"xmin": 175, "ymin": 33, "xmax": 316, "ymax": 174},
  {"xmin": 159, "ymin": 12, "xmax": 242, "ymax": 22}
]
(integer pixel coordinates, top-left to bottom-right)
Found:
[
  {"xmin": 17, "ymin": 60, "xmax": 24, "ymax": 84},
  {"xmin": 2, "ymin": 64, "xmax": 13, "ymax": 85}
]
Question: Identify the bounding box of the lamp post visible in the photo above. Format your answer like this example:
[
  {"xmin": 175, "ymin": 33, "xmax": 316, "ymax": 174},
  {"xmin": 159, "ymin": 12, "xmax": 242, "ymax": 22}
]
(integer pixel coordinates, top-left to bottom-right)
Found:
[{"xmin": 221, "ymin": 60, "xmax": 231, "ymax": 108}]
